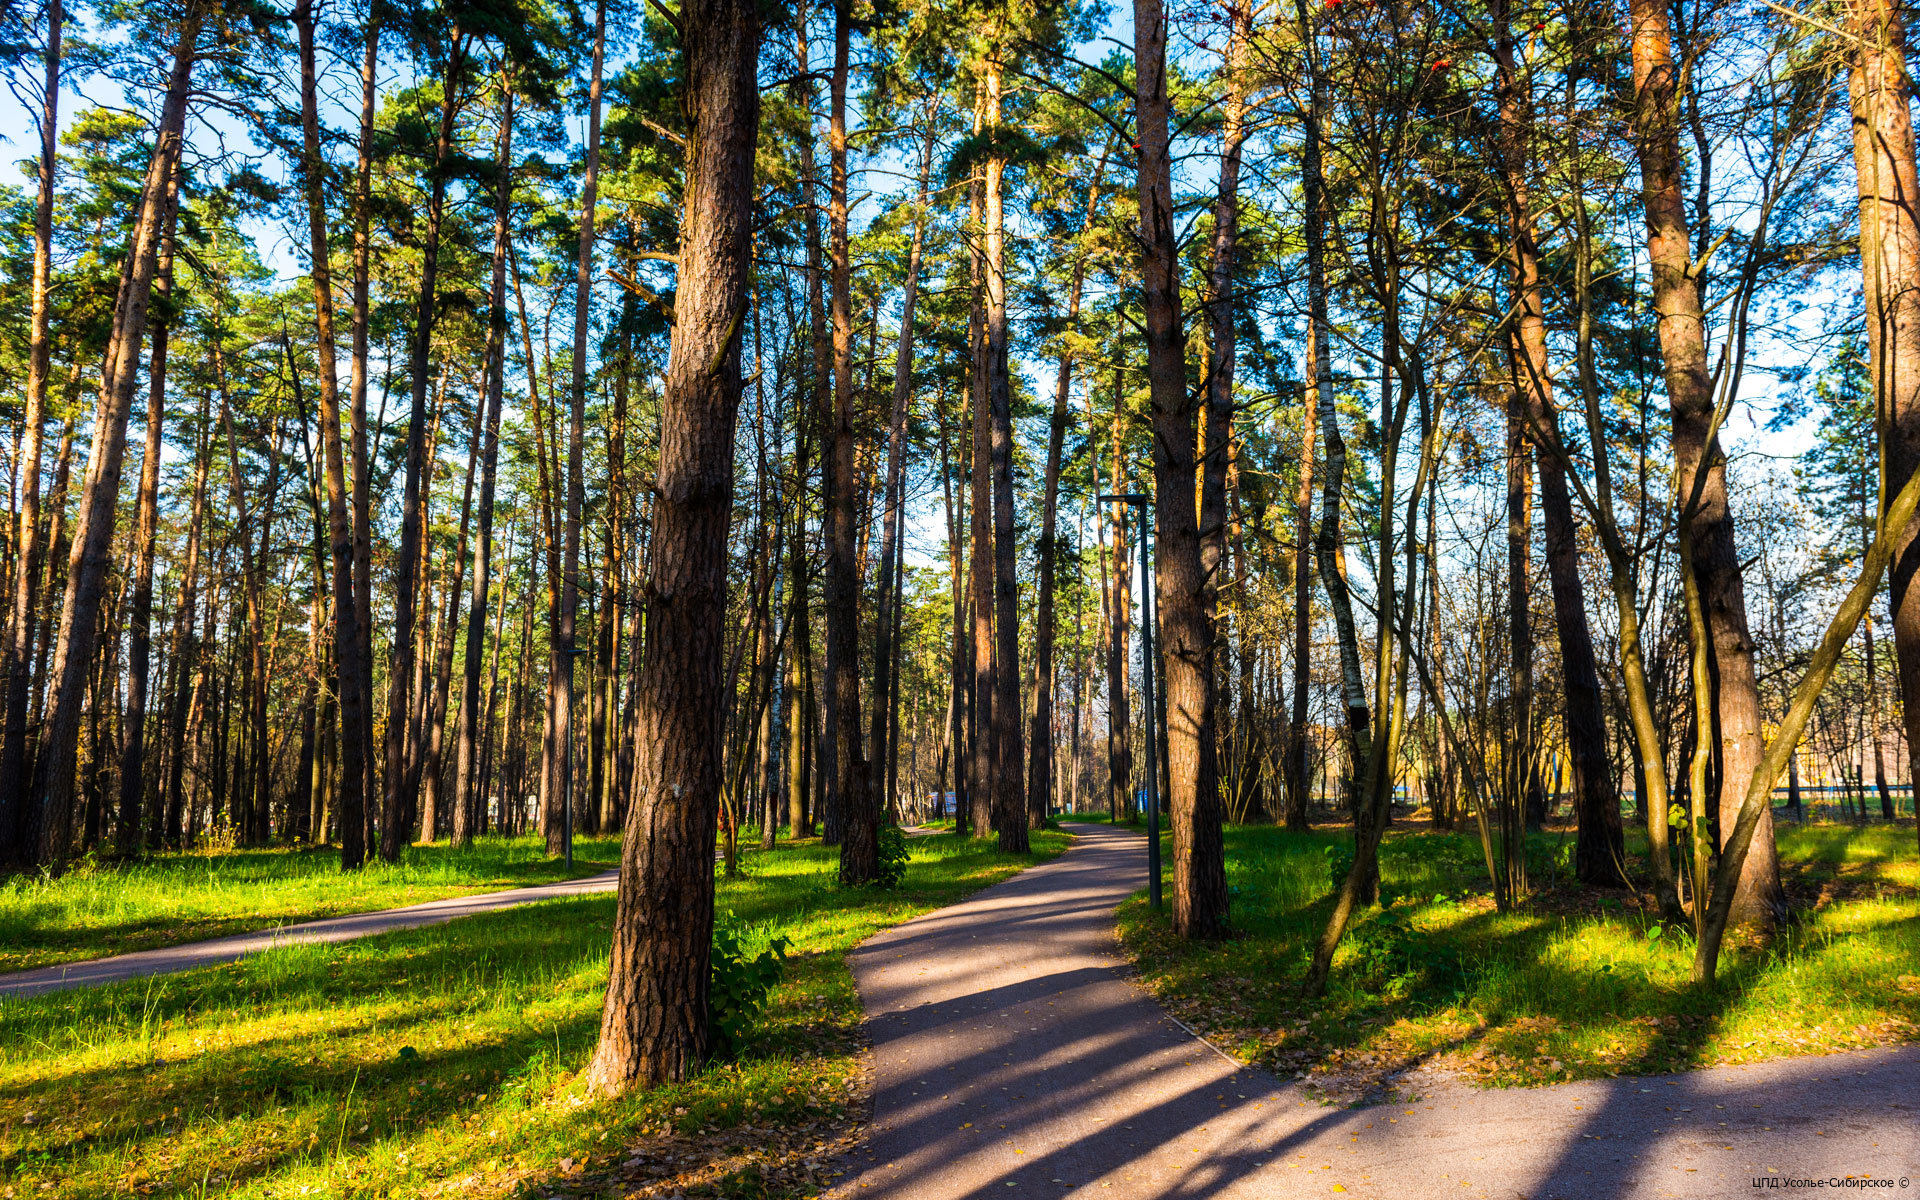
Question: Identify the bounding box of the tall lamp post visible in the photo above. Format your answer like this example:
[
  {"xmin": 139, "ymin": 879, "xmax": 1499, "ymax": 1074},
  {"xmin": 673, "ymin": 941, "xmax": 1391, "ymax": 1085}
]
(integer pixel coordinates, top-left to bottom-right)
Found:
[{"xmin": 1099, "ymin": 492, "xmax": 1160, "ymax": 911}]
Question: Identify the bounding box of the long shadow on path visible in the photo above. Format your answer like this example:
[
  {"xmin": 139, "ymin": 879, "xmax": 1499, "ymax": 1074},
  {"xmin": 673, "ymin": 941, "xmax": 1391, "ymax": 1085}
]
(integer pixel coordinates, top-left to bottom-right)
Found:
[{"xmin": 828, "ymin": 822, "xmax": 1920, "ymax": 1200}]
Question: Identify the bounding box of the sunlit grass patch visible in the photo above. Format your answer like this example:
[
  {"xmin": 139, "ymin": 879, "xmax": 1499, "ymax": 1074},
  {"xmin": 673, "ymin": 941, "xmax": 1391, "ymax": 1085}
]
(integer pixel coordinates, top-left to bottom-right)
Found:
[
  {"xmin": 0, "ymin": 831, "xmax": 1067, "ymax": 1199},
  {"xmin": 0, "ymin": 835, "xmax": 625, "ymax": 974},
  {"xmin": 1117, "ymin": 822, "xmax": 1920, "ymax": 1098}
]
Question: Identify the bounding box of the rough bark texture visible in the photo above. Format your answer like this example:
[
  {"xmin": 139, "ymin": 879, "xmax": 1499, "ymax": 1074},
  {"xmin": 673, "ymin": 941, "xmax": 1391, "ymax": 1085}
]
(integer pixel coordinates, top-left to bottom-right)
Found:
[
  {"xmin": 1135, "ymin": 0, "xmax": 1226, "ymax": 939},
  {"xmin": 967, "ymin": 105, "xmax": 996, "ymax": 841},
  {"xmin": 1198, "ymin": 1, "xmax": 1249, "ymax": 843},
  {"xmin": 1848, "ymin": 0, "xmax": 1920, "ymax": 854},
  {"xmin": 34, "ymin": 6, "xmax": 201, "ymax": 867},
  {"xmin": 983, "ymin": 64, "xmax": 1028, "ymax": 855},
  {"xmin": 585, "ymin": 0, "xmax": 759, "ymax": 1091},
  {"xmin": 1628, "ymin": 0, "xmax": 1782, "ymax": 922},
  {"xmin": 825, "ymin": 0, "xmax": 875, "ymax": 880}
]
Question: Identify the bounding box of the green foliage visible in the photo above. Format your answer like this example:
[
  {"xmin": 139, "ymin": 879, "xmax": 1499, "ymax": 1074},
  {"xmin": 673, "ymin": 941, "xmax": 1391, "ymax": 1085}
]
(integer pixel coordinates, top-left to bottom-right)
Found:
[
  {"xmin": 1346, "ymin": 897, "xmax": 1467, "ymax": 1001},
  {"xmin": 708, "ymin": 922, "xmax": 789, "ymax": 1059},
  {"xmin": 0, "ymin": 835, "xmax": 621, "ymax": 974},
  {"xmin": 0, "ymin": 833, "xmax": 1071, "ymax": 1198},
  {"xmin": 874, "ymin": 824, "xmax": 910, "ymax": 889},
  {"xmin": 1322, "ymin": 841, "xmax": 1354, "ymax": 892},
  {"xmin": 1119, "ymin": 823, "xmax": 1920, "ymax": 1089}
]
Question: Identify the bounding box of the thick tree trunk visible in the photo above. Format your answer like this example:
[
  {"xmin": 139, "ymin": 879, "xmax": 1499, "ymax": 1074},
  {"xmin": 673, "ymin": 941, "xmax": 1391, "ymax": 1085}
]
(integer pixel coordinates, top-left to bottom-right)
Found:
[
  {"xmin": 967, "ymin": 103, "xmax": 996, "ymax": 841},
  {"xmin": 1198, "ymin": 0, "xmax": 1249, "ymax": 842},
  {"xmin": 825, "ymin": 0, "xmax": 875, "ymax": 880},
  {"xmin": 1135, "ymin": 0, "xmax": 1226, "ymax": 937},
  {"xmin": 982, "ymin": 63, "xmax": 1028, "ymax": 855},
  {"xmin": 1848, "ymin": 0, "xmax": 1920, "ymax": 852},
  {"xmin": 34, "ymin": 5, "xmax": 202, "ymax": 867},
  {"xmin": 1628, "ymin": 0, "xmax": 1783, "ymax": 923},
  {"xmin": 585, "ymin": 0, "xmax": 759, "ymax": 1090}
]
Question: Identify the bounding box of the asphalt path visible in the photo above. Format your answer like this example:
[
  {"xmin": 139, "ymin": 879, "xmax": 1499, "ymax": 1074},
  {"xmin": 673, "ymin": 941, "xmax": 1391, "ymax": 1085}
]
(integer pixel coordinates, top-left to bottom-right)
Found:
[
  {"xmin": 830, "ymin": 821, "xmax": 1919, "ymax": 1199},
  {"xmin": 0, "ymin": 868, "xmax": 619, "ymax": 1000}
]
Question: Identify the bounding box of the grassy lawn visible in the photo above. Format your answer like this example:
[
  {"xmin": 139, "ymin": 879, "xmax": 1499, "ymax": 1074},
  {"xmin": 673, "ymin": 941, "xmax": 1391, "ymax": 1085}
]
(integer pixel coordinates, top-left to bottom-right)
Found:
[
  {"xmin": 0, "ymin": 836, "xmax": 624, "ymax": 974},
  {"xmin": 1114, "ymin": 820, "xmax": 1920, "ymax": 1099},
  {"xmin": 0, "ymin": 830, "xmax": 1067, "ymax": 1199}
]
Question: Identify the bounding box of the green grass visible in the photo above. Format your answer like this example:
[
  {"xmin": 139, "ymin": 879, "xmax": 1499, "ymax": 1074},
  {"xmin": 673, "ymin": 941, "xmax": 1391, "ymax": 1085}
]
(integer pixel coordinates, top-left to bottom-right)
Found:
[
  {"xmin": 1115, "ymin": 822, "xmax": 1920, "ymax": 1095},
  {"xmin": 0, "ymin": 836, "xmax": 624, "ymax": 974},
  {"xmin": 0, "ymin": 830, "xmax": 1067, "ymax": 1199}
]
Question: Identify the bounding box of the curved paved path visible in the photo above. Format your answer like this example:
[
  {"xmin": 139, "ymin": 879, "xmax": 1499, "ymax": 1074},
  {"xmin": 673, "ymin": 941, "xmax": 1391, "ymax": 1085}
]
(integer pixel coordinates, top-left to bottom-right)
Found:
[
  {"xmin": 831, "ymin": 822, "xmax": 1919, "ymax": 1199},
  {"xmin": 0, "ymin": 869, "xmax": 619, "ymax": 1000}
]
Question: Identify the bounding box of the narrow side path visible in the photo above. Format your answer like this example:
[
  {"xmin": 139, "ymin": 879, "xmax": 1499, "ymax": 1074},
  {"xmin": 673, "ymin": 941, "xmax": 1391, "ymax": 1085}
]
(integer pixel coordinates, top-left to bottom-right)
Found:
[
  {"xmin": 830, "ymin": 822, "xmax": 1918, "ymax": 1199},
  {"xmin": 0, "ymin": 869, "xmax": 619, "ymax": 1000}
]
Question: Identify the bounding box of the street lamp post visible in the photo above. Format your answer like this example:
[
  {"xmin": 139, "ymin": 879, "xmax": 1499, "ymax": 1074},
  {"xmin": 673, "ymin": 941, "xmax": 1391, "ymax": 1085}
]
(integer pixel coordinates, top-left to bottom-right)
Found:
[{"xmin": 1099, "ymin": 492, "xmax": 1160, "ymax": 912}]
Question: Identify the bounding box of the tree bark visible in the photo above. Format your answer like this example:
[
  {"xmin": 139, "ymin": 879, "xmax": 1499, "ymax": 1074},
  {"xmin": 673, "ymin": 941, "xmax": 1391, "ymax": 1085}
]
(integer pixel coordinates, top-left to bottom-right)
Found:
[
  {"xmin": 1628, "ymin": 0, "xmax": 1782, "ymax": 922},
  {"xmin": 0, "ymin": 0, "xmax": 61, "ymax": 861},
  {"xmin": 1199, "ymin": 0, "xmax": 1250, "ymax": 840},
  {"xmin": 867, "ymin": 121, "xmax": 933, "ymax": 837},
  {"xmin": 455, "ymin": 84, "xmax": 516, "ymax": 846},
  {"xmin": 1848, "ymin": 0, "xmax": 1920, "ymax": 851},
  {"xmin": 1136, "ymin": 0, "xmax": 1226, "ymax": 937},
  {"xmin": 383, "ymin": 29, "xmax": 467, "ymax": 861},
  {"xmin": 1285, "ymin": 321, "xmax": 1318, "ymax": 831},
  {"xmin": 113, "ymin": 155, "xmax": 181, "ymax": 857},
  {"xmin": 349, "ymin": 7, "xmax": 382, "ymax": 852},
  {"xmin": 982, "ymin": 62, "xmax": 1028, "ymax": 855},
  {"xmin": 585, "ymin": 0, "xmax": 759, "ymax": 1090},
  {"xmin": 825, "ymin": 0, "xmax": 875, "ymax": 880},
  {"xmin": 34, "ymin": 4, "xmax": 203, "ymax": 867},
  {"xmin": 967, "ymin": 92, "xmax": 996, "ymax": 841}
]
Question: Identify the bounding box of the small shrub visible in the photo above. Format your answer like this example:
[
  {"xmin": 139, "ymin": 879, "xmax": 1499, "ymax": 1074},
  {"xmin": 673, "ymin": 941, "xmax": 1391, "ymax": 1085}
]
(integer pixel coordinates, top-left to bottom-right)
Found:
[
  {"xmin": 709, "ymin": 922, "xmax": 789, "ymax": 1059},
  {"xmin": 1347, "ymin": 899, "xmax": 1466, "ymax": 1001},
  {"xmin": 874, "ymin": 824, "xmax": 910, "ymax": 889},
  {"xmin": 1323, "ymin": 842, "xmax": 1354, "ymax": 892}
]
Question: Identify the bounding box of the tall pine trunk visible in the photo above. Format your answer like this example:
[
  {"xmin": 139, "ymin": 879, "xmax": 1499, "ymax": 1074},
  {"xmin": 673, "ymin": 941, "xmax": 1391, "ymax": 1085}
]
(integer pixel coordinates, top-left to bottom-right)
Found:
[
  {"xmin": 34, "ymin": 4, "xmax": 203, "ymax": 867},
  {"xmin": 383, "ymin": 30, "xmax": 467, "ymax": 861},
  {"xmin": 1135, "ymin": 0, "xmax": 1226, "ymax": 937},
  {"xmin": 1628, "ymin": 0, "xmax": 1782, "ymax": 922},
  {"xmin": 1848, "ymin": 0, "xmax": 1920, "ymax": 852},
  {"xmin": 114, "ymin": 162, "xmax": 183, "ymax": 856},
  {"xmin": 825, "ymin": 0, "xmax": 875, "ymax": 880},
  {"xmin": 455, "ymin": 83, "xmax": 516, "ymax": 846},
  {"xmin": 586, "ymin": 0, "xmax": 760, "ymax": 1090},
  {"xmin": 1, "ymin": 0, "xmax": 61, "ymax": 861}
]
